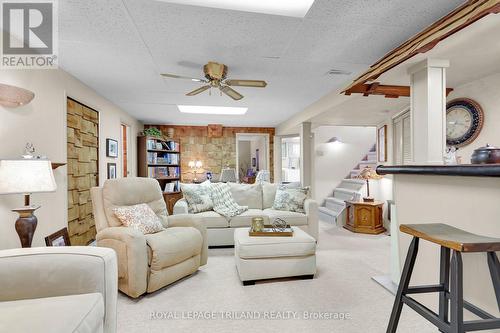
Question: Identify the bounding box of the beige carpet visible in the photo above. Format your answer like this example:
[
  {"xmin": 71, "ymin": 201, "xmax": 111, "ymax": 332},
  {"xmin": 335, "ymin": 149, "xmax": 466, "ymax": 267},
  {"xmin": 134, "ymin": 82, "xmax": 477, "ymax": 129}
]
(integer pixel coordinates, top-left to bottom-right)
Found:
[{"xmin": 117, "ymin": 221, "xmax": 436, "ymax": 332}]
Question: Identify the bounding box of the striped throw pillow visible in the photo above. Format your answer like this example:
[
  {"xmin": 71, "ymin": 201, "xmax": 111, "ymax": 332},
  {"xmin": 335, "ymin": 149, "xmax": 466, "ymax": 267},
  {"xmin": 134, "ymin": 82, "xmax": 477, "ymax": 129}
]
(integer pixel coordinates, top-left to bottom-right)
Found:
[{"xmin": 210, "ymin": 183, "xmax": 248, "ymax": 218}]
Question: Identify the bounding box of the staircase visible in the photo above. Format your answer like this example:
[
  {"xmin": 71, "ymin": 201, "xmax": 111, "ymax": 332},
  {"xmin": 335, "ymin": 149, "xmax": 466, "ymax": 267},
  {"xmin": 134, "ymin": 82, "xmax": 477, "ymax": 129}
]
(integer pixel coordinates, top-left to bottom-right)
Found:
[
  {"xmin": 318, "ymin": 179, "xmax": 366, "ymax": 225},
  {"xmin": 318, "ymin": 145, "xmax": 377, "ymax": 225},
  {"xmin": 348, "ymin": 145, "xmax": 377, "ymax": 179}
]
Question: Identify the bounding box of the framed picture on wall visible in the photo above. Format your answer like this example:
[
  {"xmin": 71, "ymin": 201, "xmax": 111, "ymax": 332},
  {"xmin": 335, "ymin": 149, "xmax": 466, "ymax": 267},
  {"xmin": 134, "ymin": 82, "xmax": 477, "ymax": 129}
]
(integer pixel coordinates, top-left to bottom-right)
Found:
[
  {"xmin": 45, "ymin": 227, "xmax": 71, "ymax": 247},
  {"xmin": 377, "ymin": 125, "xmax": 387, "ymax": 162},
  {"xmin": 106, "ymin": 138, "xmax": 118, "ymax": 158},
  {"xmin": 107, "ymin": 163, "xmax": 117, "ymax": 179}
]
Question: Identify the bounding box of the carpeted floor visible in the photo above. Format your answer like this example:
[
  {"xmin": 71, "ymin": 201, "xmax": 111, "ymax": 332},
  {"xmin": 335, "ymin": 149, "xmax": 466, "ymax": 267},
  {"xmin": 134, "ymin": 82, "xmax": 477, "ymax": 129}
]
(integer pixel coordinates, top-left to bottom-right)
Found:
[{"xmin": 117, "ymin": 221, "xmax": 436, "ymax": 332}]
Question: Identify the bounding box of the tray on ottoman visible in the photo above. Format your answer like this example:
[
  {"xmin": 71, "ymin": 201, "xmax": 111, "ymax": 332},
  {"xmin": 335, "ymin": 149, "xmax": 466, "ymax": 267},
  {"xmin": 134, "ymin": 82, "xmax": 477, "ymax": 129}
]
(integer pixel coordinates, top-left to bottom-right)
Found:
[{"xmin": 249, "ymin": 225, "xmax": 293, "ymax": 237}]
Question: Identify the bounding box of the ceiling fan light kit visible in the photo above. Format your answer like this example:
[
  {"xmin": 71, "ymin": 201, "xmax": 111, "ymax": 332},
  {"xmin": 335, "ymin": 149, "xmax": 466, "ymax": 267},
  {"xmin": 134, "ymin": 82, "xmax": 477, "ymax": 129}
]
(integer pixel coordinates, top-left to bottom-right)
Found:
[{"xmin": 161, "ymin": 61, "xmax": 267, "ymax": 101}]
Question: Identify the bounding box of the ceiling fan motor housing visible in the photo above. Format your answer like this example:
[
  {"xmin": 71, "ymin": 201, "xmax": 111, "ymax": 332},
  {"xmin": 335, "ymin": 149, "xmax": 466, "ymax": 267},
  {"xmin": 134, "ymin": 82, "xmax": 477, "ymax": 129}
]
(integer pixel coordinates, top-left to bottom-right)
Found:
[{"xmin": 204, "ymin": 61, "xmax": 227, "ymax": 81}]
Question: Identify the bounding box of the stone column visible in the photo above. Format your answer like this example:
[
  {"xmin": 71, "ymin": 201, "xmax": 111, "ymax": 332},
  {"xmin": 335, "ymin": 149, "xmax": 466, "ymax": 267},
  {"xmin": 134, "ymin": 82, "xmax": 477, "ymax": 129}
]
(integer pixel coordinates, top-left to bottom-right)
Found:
[
  {"xmin": 300, "ymin": 122, "xmax": 312, "ymax": 188},
  {"xmin": 408, "ymin": 58, "xmax": 449, "ymax": 164}
]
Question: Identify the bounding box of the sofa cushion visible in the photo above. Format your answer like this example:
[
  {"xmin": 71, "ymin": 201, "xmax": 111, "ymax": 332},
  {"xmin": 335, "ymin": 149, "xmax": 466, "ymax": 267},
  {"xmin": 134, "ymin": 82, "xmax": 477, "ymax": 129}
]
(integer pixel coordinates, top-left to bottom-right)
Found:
[
  {"xmin": 113, "ymin": 203, "xmax": 165, "ymax": 234},
  {"xmin": 272, "ymin": 186, "xmax": 309, "ymax": 213},
  {"xmin": 193, "ymin": 211, "xmax": 229, "ymax": 228},
  {"xmin": 145, "ymin": 227, "xmax": 202, "ymax": 270},
  {"xmin": 180, "ymin": 182, "xmax": 213, "ymax": 213},
  {"xmin": 102, "ymin": 177, "xmax": 168, "ymax": 228},
  {"xmin": 263, "ymin": 209, "xmax": 308, "ymax": 226},
  {"xmin": 0, "ymin": 293, "xmax": 104, "ymax": 333},
  {"xmin": 228, "ymin": 182, "xmax": 263, "ymax": 209},
  {"xmin": 234, "ymin": 227, "xmax": 316, "ymax": 259},
  {"xmin": 210, "ymin": 183, "xmax": 248, "ymax": 218},
  {"xmin": 262, "ymin": 182, "xmax": 278, "ymax": 209},
  {"xmin": 229, "ymin": 209, "xmax": 270, "ymax": 228}
]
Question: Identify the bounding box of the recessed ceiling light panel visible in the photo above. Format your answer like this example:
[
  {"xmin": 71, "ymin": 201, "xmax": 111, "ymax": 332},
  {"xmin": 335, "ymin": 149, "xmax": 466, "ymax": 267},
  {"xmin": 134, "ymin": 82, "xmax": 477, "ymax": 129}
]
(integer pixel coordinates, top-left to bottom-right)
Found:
[
  {"xmin": 157, "ymin": 0, "xmax": 315, "ymax": 18},
  {"xmin": 178, "ymin": 105, "xmax": 248, "ymax": 115}
]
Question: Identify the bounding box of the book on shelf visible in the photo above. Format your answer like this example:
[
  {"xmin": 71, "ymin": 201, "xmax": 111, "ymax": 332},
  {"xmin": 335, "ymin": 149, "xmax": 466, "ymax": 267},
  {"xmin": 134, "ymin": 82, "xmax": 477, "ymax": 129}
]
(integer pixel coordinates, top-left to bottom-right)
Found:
[
  {"xmin": 147, "ymin": 152, "xmax": 179, "ymax": 165},
  {"xmin": 147, "ymin": 166, "xmax": 180, "ymax": 178}
]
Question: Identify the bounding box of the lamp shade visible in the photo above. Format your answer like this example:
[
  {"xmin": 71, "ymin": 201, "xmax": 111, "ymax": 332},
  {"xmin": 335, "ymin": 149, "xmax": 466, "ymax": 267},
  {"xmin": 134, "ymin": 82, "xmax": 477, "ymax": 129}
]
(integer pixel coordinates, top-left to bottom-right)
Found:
[
  {"xmin": 188, "ymin": 160, "xmax": 195, "ymax": 168},
  {"xmin": 358, "ymin": 166, "xmax": 383, "ymax": 180},
  {"xmin": 0, "ymin": 159, "xmax": 57, "ymax": 194},
  {"xmin": 219, "ymin": 168, "xmax": 237, "ymax": 183},
  {"xmin": 195, "ymin": 160, "xmax": 203, "ymax": 168}
]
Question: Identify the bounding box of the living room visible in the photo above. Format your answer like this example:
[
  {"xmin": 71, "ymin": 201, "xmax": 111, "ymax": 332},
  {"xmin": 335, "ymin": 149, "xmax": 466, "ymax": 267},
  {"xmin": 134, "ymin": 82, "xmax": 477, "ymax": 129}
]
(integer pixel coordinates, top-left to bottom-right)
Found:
[{"xmin": 1, "ymin": 1, "xmax": 500, "ymax": 333}]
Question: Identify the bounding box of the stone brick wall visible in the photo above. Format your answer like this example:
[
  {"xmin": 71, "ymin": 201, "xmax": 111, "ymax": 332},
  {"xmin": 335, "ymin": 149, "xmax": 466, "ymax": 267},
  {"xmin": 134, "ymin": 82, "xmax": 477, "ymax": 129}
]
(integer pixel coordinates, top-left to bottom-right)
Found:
[
  {"xmin": 67, "ymin": 98, "xmax": 98, "ymax": 245},
  {"xmin": 145, "ymin": 125, "xmax": 275, "ymax": 182}
]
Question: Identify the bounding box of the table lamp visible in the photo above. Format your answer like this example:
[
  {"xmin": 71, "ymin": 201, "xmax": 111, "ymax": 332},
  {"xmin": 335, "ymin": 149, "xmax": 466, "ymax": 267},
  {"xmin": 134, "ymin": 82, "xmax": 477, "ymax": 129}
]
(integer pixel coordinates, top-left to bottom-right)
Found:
[
  {"xmin": 188, "ymin": 160, "xmax": 203, "ymax": 182},
  {"xmin": 0, "ymin": 159, "xmax": 57, "ymax": 247},
  {"xmin": 358, "ymin": 166, "xmax": 383, "ymax": 202}
]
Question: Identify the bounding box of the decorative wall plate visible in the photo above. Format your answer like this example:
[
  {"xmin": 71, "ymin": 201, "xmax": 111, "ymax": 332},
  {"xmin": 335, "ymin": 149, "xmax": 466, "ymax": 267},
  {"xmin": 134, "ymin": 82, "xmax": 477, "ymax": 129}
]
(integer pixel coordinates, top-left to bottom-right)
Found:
[{"xmin": 446, "ymin": 98, "xmax": 484, "ymax": 148}]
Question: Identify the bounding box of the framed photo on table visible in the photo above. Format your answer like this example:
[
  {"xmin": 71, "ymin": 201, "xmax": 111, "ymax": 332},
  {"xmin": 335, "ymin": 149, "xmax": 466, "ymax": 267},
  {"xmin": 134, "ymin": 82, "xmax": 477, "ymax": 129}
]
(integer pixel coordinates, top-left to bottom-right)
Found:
[
  {"xmin": 106, "ymin": 138, "xmax": 118, "ymax": 158},
  {"xmin": 45, "ymin": 227, "xmax": 71, "ymax": 246},
  {"xmin": 377, "ymin": 125, "xmax": 387, "ymax": 162}
]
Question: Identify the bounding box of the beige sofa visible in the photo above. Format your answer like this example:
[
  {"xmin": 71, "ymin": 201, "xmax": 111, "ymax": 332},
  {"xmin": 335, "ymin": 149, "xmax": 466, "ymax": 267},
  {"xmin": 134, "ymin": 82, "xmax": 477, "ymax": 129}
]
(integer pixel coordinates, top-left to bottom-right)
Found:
[
  {"xmin": 174, "ymin": 182, "xmax": 318, "ymax": 246},
  {"xmin": 0, "ymin": 246, "xmax": 117, "ymax": 333},
  {"xmin": 91, "ymin": 178, "xmax": 208, "ymax": 298}
]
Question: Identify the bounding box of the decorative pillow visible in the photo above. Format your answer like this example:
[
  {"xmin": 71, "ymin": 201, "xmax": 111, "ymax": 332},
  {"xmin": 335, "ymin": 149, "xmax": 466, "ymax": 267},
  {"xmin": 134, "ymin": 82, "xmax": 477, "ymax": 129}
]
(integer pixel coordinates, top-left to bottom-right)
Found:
[
  {"xmin": 210, "ymin": 183, "xmax": 248, "ymax": 218},
  {"xmin": 272, "ymin": 186, "xmax": 309, "ymax": 213},
  {"xmin": 113, "ymin": 203, "xmax": 164, "ymax": 234},
  {"xmin": 181, "ymin": 181, "xmax": 213, "ymax": 213}
]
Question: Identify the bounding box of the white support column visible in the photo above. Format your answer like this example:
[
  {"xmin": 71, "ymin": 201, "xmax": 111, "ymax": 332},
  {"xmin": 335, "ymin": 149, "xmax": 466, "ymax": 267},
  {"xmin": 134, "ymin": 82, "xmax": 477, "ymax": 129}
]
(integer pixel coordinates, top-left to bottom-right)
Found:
[
  {"xmin": 300, "ymin": 122, "xmax": 312, "ymax": 188},
  {"xmin": 408, "ymin": 59, "xmax": 449, "ymax": 164},
  {"xmin": 273, "ymin": 135, "xmax": 282, "ymax": 184}
]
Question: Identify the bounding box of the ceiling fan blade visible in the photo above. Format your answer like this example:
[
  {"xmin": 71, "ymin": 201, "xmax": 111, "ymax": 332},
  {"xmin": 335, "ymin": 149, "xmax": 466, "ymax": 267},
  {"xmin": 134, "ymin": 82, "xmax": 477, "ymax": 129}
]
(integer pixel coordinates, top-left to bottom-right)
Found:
[
  {"xmin": 220, "ymin": 86, "xmax": 244, "ymax": 100},
  {"xmin": 224, "ymin": 79, "xmax": 267, "ymax": 88},
  {"xmin": 161, "ymin": 73, "xmax": 205, "ymax": 82},
  {"xmin": 186, "ymin": 85, "xmax": 211, "ymax": 96}
]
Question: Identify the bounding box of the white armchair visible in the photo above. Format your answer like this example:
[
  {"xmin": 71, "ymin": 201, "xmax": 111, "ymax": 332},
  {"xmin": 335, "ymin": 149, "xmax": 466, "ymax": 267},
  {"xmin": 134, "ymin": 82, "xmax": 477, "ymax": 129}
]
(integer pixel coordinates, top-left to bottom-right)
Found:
[
  {"xmin": 0, "ymin": 246, "xmax": 118, "ymax": 333},
  {"xmin": 91, "ymin": 177, "xmax": 208, "ymax": 298}
]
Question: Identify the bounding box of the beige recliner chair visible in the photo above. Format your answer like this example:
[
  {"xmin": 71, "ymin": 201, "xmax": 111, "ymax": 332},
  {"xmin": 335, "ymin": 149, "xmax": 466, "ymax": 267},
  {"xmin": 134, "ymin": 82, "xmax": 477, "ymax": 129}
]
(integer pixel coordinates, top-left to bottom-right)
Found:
[{"xmin": 91, "ymin": 177, "xmax": 207, "ymax": 298}]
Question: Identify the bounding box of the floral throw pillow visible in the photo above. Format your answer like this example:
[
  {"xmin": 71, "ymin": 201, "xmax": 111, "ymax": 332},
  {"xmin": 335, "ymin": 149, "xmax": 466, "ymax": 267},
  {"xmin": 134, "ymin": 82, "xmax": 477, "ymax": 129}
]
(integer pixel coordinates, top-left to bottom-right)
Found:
[
  {"xmin": 113, "ymin": 203, "xmax": 164, "ymax": 234},
  {"xmin": 181, "ymin": 181, "xmax": 213, "ymax": 213},
  {"xmin": 210, "ymin": 183, "xmax": 248, "ymax": 218},
  {"xmin": 272, "ymin": 186, "xmax": 309, "ymax": 213}
]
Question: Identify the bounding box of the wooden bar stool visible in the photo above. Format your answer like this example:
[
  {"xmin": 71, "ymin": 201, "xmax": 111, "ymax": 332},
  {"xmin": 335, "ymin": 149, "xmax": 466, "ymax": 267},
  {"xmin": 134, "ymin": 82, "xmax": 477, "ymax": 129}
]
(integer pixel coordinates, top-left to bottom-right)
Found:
[{"xmin": 387, "ymin": 223, "xmax": 500, "ymax": 333}]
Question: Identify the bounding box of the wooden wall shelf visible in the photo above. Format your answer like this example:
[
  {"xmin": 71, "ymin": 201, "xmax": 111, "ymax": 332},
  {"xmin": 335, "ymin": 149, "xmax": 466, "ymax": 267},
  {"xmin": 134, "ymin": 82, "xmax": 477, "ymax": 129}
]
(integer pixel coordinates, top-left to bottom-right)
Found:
[{"xmin": 376, "ymin": 164, "xmax": 500, "ymax": 178}]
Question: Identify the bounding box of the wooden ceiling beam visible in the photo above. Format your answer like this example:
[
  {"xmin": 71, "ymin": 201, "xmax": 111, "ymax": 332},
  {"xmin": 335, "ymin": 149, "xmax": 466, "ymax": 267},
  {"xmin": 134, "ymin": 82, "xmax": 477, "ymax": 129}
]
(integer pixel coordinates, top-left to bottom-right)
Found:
[
  {"xmin": 345, "ymin": 83, "xmax": 454, "ymax": 98},
  {"xmin": 342, "ymin": 0, "xmax": 500, "ymax": 94}
]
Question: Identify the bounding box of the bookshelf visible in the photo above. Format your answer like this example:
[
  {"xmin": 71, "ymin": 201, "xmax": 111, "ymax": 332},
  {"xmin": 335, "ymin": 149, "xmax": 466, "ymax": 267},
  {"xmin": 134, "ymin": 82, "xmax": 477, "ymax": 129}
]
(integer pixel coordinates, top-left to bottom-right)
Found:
[{"xmin": 138, "ymin": 136, "xmax": 181, "ymax": 194}]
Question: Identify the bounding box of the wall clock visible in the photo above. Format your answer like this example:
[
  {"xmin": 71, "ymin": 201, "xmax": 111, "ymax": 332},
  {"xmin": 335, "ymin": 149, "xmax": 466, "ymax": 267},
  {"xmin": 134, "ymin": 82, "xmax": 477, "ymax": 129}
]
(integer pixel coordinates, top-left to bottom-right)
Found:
[{"xmin": 446, "ymin": 98, "xmax": 484, "ymax": 148}]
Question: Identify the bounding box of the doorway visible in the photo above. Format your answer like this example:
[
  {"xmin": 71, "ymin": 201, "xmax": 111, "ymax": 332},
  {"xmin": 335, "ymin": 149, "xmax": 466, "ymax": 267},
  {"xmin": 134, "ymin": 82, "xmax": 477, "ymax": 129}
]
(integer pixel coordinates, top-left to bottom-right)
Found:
[
  {"xmin": 121, "ymin": 123, "xmax": 130, "ymax": 177},
  {"xmin": 281, "ymin": 136, "xmax": 301, "ymax": 183},
  {"xmin": 235, "ymin": 133, "xmax": 270, "ymax": 183},
  {"xmin": 67, "ymin": 97, "xmax": 99, "ymax": 246}
]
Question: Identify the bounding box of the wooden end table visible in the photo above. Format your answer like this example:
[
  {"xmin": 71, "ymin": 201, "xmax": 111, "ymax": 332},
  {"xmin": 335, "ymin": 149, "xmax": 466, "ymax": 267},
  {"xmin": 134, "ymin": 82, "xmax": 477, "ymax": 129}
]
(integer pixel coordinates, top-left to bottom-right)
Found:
[{"xmin": 344, "ymin": 200, "xmax": 386, "ymax": 235}]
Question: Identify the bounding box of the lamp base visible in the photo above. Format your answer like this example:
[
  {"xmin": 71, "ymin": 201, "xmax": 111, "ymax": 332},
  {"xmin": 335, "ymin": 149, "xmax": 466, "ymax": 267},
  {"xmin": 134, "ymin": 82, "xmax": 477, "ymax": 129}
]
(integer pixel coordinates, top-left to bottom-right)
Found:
[
  {"xmin": 363, "ymin": 197, "xmax": 375, "ymax": 203},
  {"xmin": 12, "ymin": 205, "xmax": 40, "ymax": 248}
]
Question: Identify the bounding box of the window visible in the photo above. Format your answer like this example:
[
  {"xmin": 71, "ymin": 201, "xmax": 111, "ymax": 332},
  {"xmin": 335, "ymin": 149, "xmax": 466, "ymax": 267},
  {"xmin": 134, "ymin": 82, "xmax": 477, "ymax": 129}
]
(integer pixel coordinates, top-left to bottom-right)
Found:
[{"xmin": 393, "ymin": 109, "xmax": 412, "ymax": 165}]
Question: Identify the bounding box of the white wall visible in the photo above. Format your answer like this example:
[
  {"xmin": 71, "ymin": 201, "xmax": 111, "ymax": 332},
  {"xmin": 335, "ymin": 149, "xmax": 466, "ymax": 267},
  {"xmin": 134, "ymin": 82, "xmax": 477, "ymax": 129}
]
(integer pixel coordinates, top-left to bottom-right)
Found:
[
  {"xmin": 313, "ymin": 126, "xmax": 376, "ymax": 204},
  {"xmin": 447, "ymin": 72, "xmax": 500, "ymax": 161},
  {"xmin": 237, "ymin": 141, "xmax": 251, "ymax": 175},
  {"xmin": 0, "ymin": 69, "xmax": 142, "ymax": 249}
]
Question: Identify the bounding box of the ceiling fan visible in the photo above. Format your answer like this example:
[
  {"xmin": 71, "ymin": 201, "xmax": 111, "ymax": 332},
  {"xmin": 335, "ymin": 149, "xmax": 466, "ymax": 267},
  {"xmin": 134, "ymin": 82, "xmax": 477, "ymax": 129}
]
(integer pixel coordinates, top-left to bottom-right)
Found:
[{"xmin": 161, "ymin": 61, "xmax": 267, "ymax": 101}]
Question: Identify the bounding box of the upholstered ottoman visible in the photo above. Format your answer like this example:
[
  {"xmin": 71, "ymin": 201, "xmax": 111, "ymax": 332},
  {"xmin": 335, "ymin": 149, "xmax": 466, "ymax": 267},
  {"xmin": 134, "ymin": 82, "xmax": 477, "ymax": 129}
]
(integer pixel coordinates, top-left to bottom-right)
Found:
[{"xmin": 234, "ymin": 227, "xmax": 317, "ymax": 285}]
